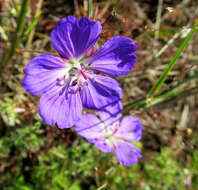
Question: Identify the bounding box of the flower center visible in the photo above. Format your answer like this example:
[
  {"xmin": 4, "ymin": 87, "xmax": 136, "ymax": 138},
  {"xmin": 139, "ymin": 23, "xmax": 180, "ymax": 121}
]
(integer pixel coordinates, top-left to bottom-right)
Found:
[
  {"xmin": 68, "ymin": 59, "xmax": 81, "ymax": 69},
  {"xmin": 56, "ymin": 58, "xmax": 90, "ymax": 92},
  {"xmin": 103, "ymin": 122, "xmax": 120, "ymax": 147}
]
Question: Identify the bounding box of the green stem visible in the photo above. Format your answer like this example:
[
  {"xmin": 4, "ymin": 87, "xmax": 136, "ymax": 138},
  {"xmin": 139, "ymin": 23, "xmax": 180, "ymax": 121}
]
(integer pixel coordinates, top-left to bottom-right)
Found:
[
  {"xmin": 88, "ymin": 0, "xmax": 93, "ymax": 18},
  {"xmin": 154, "ymin": 87, "xmax": 198, "ymax": 109},
  {"xmin": 148, "ymin": 23, "xmax": 197, "ymax": 96},
  {"xmin": 123, "ymin": 72, "xmax": 198, "ymax": 112},
  {"xmin": 0, "ymin": 0, "xmax": 29, "ymax": 75},
  {"xmin": 123, "ymin": 89, "xmax": 181, "ymax": 112}
]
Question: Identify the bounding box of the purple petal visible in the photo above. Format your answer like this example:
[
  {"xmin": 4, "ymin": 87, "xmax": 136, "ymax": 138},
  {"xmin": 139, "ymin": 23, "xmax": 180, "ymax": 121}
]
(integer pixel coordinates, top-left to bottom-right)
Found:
[
  {"xmin": 89, "ymin": 36, "xmax": 138, "ymax": 76},
  {"xmin": 101, "ymin": 101, "xmax": 123, "ymax": 116},
  {"xmin": 115, "ymin": 141, "xmax": 142, "ymax": 166},
  {"xmin": 75, "ymin": 113, "xmax": 112, "ymax": 152},
  {"xmin": 38, "ymin": 87, "xmax": 82, "ymax": 128},
  {"xmin": 96, "ymin": 110, "xmax": 121, "ymax": 127},
  {"xmin": 22, "ymin": 54, "xmax": 67, "ymax": 95},
  {"xmin": 118, "ymin": 116, "xmax": 142, "ymax": 141},
  {"xmin": 51, "ymin": 16, "xmax": 102, "ymax": 59},
  {"xmin": 92, "ymin": 139, "xmax": 113, "ymax": 152},
  {"xmin": 75, "ymin": 114, "xmax": 102, "ymax": 139},
  {"xmin": 80, "ymin": 74, "xmax": 122, "ymax": 111}
]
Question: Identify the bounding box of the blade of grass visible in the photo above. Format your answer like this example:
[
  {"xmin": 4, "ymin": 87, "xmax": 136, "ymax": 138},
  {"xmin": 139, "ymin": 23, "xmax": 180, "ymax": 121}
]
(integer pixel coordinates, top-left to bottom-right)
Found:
[
  {"xmin": 23, "ymin": 0, "xmax": 43, "ymax": 65},
  {"xmin": 97, "ymin": 183, "xmax": 107, "ymax": 190},
  {"xmin": 123, "ymin": 87, "xmax": 194, "ymax": 113},
  {"xmin": 168, "ymin": 72, "xmax": 198, "ymax": 91},
  {"xmin": 154, "ymin": 0, "xmax": 163, "ymax": 40},
  {"xmin": 154, "ymin": 86, "xmax": 198, "ymax": 109},
  {"xmin": 123, "ymin": 88, "xmax": 183, "ymax": 113},
  {"xmin": 88, "ymin": 0, "xmax": 93, "ymax": 18},
  {"xmin": 123, "ymin": 72, "xmax": 198, "ymax": 112},
  {"xmin": 15, "ymin": 48, "xmax": 58, "ymax": 55},
  {"xmin": 24, "ymin": 11, "xmax": 41, "ymax": 37},
  {"xmin": 0, "ymin": 0, "xmax": 29, "ymax": 75},
  {"xmin": 24, "ymin": 0, "xmax": 43, "ymax": 38},
  {"xmin": 148, "ymin": 23, "xmax": 198, "ymax": 96}
]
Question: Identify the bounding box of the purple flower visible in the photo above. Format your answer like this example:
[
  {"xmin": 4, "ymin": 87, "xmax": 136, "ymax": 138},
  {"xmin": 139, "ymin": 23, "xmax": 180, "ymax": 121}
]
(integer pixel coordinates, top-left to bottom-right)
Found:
[
  {"xmin": 75, "ymin": 111, "xmax": 142, "ymax": 166},
  {"xmin": 22, "ymin": 16, "xmax": 137, "ymax": 128}
]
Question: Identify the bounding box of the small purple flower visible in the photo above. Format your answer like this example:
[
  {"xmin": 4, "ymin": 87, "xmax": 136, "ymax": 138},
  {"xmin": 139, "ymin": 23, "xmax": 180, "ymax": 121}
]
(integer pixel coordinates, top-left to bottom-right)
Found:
[
  {"xmin": 75, "ymin": 111, "xmax": 142, "ymax": 166},
  {"xmin": 22, "ymin": 16, "xmax": 137, "ymax": 128}
]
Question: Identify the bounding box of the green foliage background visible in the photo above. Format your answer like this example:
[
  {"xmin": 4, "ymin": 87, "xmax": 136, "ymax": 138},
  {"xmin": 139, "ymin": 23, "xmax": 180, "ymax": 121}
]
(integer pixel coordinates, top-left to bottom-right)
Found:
[{"xmin": 1, "ymin": 96, "xmax": 198, "ymax": 190}]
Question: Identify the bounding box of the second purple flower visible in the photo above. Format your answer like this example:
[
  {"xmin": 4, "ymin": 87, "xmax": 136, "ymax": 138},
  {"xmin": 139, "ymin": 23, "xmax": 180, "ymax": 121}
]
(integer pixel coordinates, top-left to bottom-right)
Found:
[{"xmin": 75, "ymin": 111, "xmax": 142, "ymax": 166}]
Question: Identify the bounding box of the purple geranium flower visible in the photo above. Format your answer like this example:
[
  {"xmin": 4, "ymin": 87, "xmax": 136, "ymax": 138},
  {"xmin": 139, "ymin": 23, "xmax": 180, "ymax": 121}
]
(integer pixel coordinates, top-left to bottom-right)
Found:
[
  {"xmin": 22, "ymin": 16, "xmax": 137, "ymax": 128},
  {"xmin": 75, "ymin": 111, "xmax": 142, "ymax": 166}
]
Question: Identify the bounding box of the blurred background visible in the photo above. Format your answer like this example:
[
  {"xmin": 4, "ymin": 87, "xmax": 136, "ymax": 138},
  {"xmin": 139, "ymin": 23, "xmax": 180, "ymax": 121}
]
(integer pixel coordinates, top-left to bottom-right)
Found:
[{"xmin": 0, "ymin": 0, "xmax": 198, "ymax": 189}]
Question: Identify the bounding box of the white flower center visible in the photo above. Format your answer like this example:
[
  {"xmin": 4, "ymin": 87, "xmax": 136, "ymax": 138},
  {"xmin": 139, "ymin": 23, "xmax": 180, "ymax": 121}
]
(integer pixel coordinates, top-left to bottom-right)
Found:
[
  {"xmin": 68, "ymin": 59, "xmax": 81, "ymax": 69},
  {"xmin": 56, "ymin": 58, "xmax": 90, "ymax": 92},
  {"xmin": 102, "ymin": 122, "xmax": 120, "ymax": 147}
]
